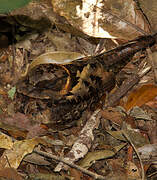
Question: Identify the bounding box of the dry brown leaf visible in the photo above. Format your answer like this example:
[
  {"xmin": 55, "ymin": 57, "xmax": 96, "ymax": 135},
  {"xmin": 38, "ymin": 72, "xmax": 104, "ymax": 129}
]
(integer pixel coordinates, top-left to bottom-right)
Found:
[
  {"xmin": 106, "ymin": 159, "xmax": 128, "ymax": 179},
  {"xmin": 69, "ymin": 168, "xmax": 83, "ymax": 180},
  {"xmin": 26, "ymin": 124, "xmax": 47, "ymax": 139},
  {"xmin": 123, "ymin": 84, "xmax": 157, "ymax": 111},
  {"xmin": 52, "ymin": 0, "xmax": 150, "ymax": 39},
  {"xmin": 0, "ymin": 133, "xmax": 13, "ymax": 150},
  {"xmin": 23, "ymin": 152, "xmax": 51, "ymax": 166},
  {"xmin": 139, "ymin": 0, "xmax": 157, "ymax": 32},
  {"xmin": 0, "ymin": 123, "xmax": 27, "ymax": 139},
  {"xmin": 0, "ymin": 167, "xmax": 23, "ymax": 180},
  {"xmin": 0, "ymin": 138, "xmax": 40, "ymax": 169},
  {"xmin": 3, "ymin": 112, "xmax": 31, "ymax": 130},
  {"xmin": 101, "ymin": 107, "xmax": 124, "ymax": 126},
  {"xmin": 107, "ymin": 159, "xmax": 141, "ymax": 179}
]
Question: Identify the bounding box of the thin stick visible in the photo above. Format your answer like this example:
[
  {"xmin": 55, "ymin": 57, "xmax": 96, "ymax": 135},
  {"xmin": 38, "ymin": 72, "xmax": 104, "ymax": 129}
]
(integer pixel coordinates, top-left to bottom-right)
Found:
[
  {"xmin": 122, "ymin": 130, "xmax": 145, "ymax": 180},
  {"xmin": 34, "ymin": 149, "xmax": 106, "ymax": 180}
]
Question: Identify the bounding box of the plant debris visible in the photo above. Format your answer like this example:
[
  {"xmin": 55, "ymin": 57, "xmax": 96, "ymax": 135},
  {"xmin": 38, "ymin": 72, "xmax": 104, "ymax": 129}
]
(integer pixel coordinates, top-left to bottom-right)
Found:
[{"xmin": 0, "ymin": 0, "xmax": 157, "ymax": 179}]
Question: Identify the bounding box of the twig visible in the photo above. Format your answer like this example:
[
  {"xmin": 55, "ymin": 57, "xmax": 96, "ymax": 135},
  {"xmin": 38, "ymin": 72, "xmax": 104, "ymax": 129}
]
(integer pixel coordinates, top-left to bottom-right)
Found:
[
  {"xmin": 147, "ymin": 171, "xmax": 157, "ymax": 178},
  {"xmin": 122, "ymin": 130, "xmax": 145, "ymax": 180},
  {"xmin": 34, "ymin": 149, "xmax": 106, "ymax": 180}
]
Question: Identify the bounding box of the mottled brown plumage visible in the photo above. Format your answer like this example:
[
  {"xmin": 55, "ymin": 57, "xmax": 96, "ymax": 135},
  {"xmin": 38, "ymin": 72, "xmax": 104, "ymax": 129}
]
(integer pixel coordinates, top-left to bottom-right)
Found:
[{"xmin": 17, "ymin": 35, "xmax": 156, "ymax": 128}]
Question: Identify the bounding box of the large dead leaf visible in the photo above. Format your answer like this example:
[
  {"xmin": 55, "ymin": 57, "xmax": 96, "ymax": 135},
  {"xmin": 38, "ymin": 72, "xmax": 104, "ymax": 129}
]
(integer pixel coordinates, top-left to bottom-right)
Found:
[
  {"xmin": 0, "ymin": 138, "xmax": 40, "ymax": 169},
  {"xmin": 139, "ymin": 0, "xmax": 157, "ymax": 32},
  {"xmin": 123, "ymin": 84, "xmax": 157, "ymax": 111},
  {"xmin": 106, "ymin": 159, "xmax": 141, "ymax": 180},
  {"xmin": 52, "ymin": 0, "xmax": 150, "ymax": 39},
  {"xmin": 107, "ymin": 129, "xmax": 149, "ymax": 148},
  {"xmin": 0, "ymin": 123, "xmax": 27, "ymax": 139},
  {"xmin": 101, "ymin": 107, "xmax": 124, "ymax": 126},
  {"xmin": 0, "ymin": 133, "xmax": 13, "ymax": 150},
  {"xmin": 0, "ymin": 168, "xmax": 23, "ymax": 180}
]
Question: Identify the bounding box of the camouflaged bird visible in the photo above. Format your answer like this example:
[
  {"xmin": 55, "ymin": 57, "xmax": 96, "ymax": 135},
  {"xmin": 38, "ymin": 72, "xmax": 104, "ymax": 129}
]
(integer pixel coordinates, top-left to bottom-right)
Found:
[{"xmin": 17, "ymin": 34, "xmax": 156, "ymax": 128}]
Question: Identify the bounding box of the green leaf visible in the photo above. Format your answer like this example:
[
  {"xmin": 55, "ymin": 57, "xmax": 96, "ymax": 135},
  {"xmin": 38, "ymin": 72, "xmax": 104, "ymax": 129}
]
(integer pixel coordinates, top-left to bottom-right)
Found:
[
  {"xmin": 8, "ymin": 87, "xmax": 16, "ymax": 100},
  {"xmin": 0, "ymin": 0, "xmax": 32, "ymax": 13}
]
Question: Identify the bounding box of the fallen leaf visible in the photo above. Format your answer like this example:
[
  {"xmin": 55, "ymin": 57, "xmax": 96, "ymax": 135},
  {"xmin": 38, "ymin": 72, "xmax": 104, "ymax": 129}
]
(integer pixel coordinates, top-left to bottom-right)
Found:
[
  {"xmin": 106, "ymin": 159, "xmax": 128, "ymax": 180},
  {"xmin": 129, "ymin": 106, "xmax": 152, "ymax": 121},
  {"xmin": 0, "ymin": 133, "xmax": 13, "ymax": 150},
  {"xmin": 23, "ymin": 152, "xmax": 51, "ymax": 166},
  {"xmin": 0, "ymin": 122, "xmax": 27, "ymax": 139},
  {"xmin": 107, "ymin": 129, "xmax": 149, "ymax": 148},
  {"xmin": 69, "ymin": 168, "xmax": 83, "ymax": 180},
  {"xmin": 26, "ymin": 124, "xmax": 47, "ymax": 139},
  {"xmin": 79, "ymin": 143, "xmax": 126, "ymax": 168},
  {"xmin": 52, "ymin": 0, "xmax": 150, "ymax": 39},
  {"xmin": 8, "ymin": 87, "xmax": 16, "ymax": 100},
  {"xmin": 0, "ymin": 138, "xmax": 40, "ymax": 169},
  {"xmin": 123, "ymin": 84, "xmax": 157, "ymax": 111},
  {"xmin": 101, "ymin": 107, "xmax": 124, "ymax": 126},
  {"xmin": 0, "ymin": 167, "xmax": 23, "ymax": 180},
  {"xmin": 3, "ymin": 112, "xmax": 31, "ymax": 130},
  {"xmin": 139, "ymin": 0, "xmax": 157, "ymax": 31}
]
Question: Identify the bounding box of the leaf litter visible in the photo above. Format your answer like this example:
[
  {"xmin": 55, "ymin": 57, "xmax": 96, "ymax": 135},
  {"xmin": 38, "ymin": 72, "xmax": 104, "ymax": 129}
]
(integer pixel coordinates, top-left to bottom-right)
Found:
[{"xmin": 0, "ymin": 0, "xmax": 157, "ymax": 179}]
